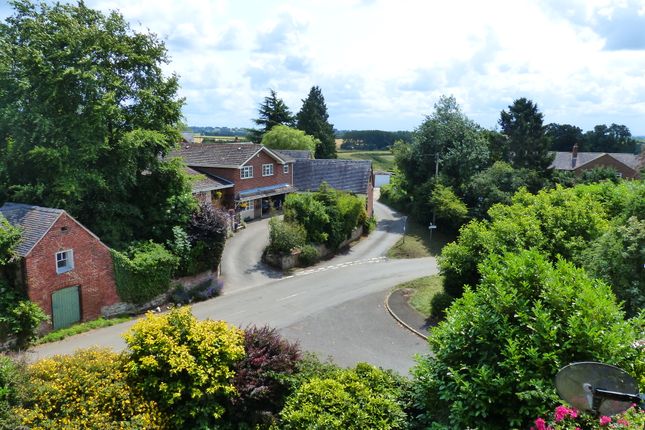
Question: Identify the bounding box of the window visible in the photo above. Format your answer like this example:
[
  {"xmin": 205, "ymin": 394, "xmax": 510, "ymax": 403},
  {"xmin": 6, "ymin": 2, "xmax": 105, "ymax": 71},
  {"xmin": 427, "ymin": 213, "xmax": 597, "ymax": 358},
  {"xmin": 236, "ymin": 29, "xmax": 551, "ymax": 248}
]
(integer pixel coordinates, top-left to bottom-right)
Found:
[
  {"xmin": 56, "ymin": 250, "xmax": 74, "ymax": 274},
  {"xmin": 240, "ymin": 199, "xmax": 255, "ymax": 211},
  {"xmin": 241, "ymin": 165, "xmax": 253, "ymax": 179},
  {"xmin": 283, "ymin": 164, "xmax": 289, "ymax": 174},
  {"xmin": 262, "ymin": 163, "xmax": 274, "ymax": 176}
]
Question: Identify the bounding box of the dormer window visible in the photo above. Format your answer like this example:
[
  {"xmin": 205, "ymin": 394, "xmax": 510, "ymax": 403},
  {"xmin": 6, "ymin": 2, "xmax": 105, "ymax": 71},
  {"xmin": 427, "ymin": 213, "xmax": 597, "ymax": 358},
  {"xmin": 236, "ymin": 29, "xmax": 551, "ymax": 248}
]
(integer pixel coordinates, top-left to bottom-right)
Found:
[{"xmin": 56, "ymin": 250, "xmax": 74, "ymax": 274}]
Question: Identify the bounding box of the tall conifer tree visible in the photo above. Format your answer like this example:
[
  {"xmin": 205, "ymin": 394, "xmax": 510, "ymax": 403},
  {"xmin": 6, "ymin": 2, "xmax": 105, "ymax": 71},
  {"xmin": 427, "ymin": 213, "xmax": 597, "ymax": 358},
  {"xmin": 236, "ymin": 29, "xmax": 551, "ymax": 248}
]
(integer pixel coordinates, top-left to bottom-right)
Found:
[
  {"xmin": 248, "ymin": 89, "xmax": 294, "ymax": 143},
  {"xmin": 296, "ymin": 86, "xmax": 336, "ymax": 159}
]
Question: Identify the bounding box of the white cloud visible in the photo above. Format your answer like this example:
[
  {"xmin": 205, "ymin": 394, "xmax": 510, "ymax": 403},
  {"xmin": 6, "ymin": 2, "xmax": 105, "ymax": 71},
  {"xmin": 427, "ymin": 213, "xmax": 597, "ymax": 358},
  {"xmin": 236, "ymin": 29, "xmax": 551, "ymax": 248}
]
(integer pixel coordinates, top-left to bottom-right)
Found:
[{"xmin": 2, "ymin": 0, "xmax": 645, "ymax": 133}]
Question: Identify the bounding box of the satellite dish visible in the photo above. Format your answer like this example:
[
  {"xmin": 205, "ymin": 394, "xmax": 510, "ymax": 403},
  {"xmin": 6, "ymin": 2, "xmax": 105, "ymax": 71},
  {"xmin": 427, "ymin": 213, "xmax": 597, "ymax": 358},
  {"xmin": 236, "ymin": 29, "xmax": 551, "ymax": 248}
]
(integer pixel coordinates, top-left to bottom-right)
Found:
[{"xmin": 555, "ymin": 362, "xmax": 642, "ymax": 417}]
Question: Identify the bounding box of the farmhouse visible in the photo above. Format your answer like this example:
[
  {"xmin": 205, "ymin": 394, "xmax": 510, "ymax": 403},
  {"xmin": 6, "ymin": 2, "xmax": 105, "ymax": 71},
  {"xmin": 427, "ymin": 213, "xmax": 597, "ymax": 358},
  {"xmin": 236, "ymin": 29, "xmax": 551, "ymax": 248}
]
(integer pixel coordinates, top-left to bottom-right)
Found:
[
  {"xmin": 0, "ymin": 203, "xmax": 118, "ymax": 330},
  {"xmin": 170, "ymin": 143, "xmax": 296, "ymax": 220},
  {"xmin": 551, "ymin": 144, "xmax": 642, "ymax": 179}
]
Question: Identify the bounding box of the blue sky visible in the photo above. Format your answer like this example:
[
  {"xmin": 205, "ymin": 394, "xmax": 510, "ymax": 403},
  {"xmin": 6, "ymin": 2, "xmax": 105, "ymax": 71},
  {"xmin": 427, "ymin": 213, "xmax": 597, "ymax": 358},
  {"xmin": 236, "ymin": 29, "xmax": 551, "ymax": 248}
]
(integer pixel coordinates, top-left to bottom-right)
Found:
[{"xmin": 2, "ymin": 0, "xmax": 645, "ymax": 134}]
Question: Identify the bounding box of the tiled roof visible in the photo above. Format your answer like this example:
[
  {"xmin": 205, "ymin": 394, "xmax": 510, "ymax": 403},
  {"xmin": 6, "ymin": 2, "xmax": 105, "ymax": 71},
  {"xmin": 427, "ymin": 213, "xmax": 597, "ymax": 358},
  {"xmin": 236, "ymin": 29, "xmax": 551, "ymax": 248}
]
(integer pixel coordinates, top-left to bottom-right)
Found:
[
  {"xmin": 168, "ymin": 143, "xmax": 286, "ymax": 168},
  {"xmin": 0, "ymin": 202, "xmax": 64, "ymax": 256},
  {"xmin": 274, "ymin": 149, "xmax": 312, "ymax": 161},
  {"xmin": 551, "ymin": 151, "xmax": 640, "ymax": 171},
  {"xmin": 293, "ymin": 159, "xmax": 372, "ymax": 194},
  {"xmin": 185, "ymin": 167, "xmax": 233, "ymax": 192}
]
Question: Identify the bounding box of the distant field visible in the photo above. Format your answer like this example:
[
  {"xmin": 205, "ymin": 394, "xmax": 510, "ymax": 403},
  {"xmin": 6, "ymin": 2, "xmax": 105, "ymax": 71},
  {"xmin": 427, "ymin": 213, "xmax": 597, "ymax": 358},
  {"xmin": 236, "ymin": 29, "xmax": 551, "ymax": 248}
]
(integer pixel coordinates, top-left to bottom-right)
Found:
[{"xmin": 337, "ymin": 150, "xmax": 395, "ymax": 172}]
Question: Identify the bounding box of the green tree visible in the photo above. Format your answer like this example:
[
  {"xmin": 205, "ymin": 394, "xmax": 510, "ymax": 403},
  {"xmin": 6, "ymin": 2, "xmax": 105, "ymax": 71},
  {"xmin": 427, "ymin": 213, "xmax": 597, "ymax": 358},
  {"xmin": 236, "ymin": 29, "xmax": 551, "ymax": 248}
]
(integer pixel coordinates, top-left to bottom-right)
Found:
[
  {"xmin": 412, "ymin": 250, "xmax": 643, "ymax": 430},
  {"xmin": 0, "ymin": 214, "xmax": 21, "ymax": 266},
  {"xmin": 248, "ymin": 89, "xmax": 294, "ymax": 143},
  {"xmin": 0, "ymin": 1, "xmax": 193, "ymax": 247},
  {"xmin": 582, "ymin": 123, "xmax": 637, "ymax": 153},
  {"xmin": 499, "ymin": 98, "xmax": 553, "ymax": 172},
  {"xmin": 261, "ymin": 124, "xmax": 318, "ymax": 155},
  {"xmin": 296, "ymin": 86, "xmax": 337, "ymax": 159},
  {"xmin": 124, "ymin": 307, "xmax": 245, "ymax": 428},
  {"xmin": 545, "ymin": 123, "xmax": 584, "ymax": 151}
]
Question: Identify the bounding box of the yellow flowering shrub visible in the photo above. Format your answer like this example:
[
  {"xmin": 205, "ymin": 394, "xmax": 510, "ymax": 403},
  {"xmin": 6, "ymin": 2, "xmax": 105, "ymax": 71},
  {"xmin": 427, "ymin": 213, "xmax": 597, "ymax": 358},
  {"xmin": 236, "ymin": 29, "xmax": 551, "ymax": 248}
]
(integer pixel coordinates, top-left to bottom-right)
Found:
[
  {"xmin": 14, "ymin": 348, "xmax": 164, "ymax": 429},
  {"xmin": 124, "ymin": 306, "xmax": 245, "ymax": 428}
]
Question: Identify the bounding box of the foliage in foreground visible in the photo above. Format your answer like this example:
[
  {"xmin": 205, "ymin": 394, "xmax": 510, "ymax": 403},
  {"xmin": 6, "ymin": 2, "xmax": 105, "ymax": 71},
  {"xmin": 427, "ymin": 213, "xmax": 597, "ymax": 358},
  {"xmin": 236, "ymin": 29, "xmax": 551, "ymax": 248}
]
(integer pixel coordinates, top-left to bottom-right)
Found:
[
  {"xmin": 14, "ymin": 348, "xmax": 164, "ymax": 429},
  {"xmin": 531, "ymin": 404, "xmax": 645, "ymax": 430},
  {"xmin": 411, "ymin": 250, "xmax": 644, "ymax": 430},
  {"xmin": 0, "ymin": 282, "xmax": 47, "ymax": 350},
  {"xmin": 123, "ymin": 307, "xmax": 245, "ymax": 428},
  {"xmin": 280, "ymin": 362, "xmax": 408, "ymax": 430}
]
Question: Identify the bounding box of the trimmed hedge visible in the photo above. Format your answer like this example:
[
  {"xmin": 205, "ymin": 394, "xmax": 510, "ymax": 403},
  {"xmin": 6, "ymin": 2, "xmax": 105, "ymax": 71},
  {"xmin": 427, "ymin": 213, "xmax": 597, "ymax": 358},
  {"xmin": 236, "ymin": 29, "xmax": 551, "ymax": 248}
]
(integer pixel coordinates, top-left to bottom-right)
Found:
[{"xmin": 111, "ymin": 241, "xmax": 179, "ymax": 305}]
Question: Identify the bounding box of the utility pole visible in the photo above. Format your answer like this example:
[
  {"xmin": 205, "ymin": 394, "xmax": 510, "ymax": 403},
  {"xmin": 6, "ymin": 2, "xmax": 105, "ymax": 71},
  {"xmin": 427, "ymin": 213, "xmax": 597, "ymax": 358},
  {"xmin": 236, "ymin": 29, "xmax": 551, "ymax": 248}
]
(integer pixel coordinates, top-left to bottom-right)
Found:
[{"xmin": 429, "ymin": 154, "xmax": 439, "ymax": 243}]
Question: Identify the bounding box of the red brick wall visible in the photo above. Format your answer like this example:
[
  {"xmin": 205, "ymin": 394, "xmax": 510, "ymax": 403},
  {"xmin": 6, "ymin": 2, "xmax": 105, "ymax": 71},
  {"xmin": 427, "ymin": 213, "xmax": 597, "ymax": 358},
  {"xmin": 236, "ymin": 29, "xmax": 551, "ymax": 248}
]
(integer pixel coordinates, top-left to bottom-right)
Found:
[
  {"xmin": 199, "ymin": 150, "xmax": 293, "ymax": 196},
  {"xmin": 23, "ymin": 213, "xmax": 118, "ymax": 326},
  {"xmin": 576, "ymin": 154, "xmax": 640, "ymax": 179}
]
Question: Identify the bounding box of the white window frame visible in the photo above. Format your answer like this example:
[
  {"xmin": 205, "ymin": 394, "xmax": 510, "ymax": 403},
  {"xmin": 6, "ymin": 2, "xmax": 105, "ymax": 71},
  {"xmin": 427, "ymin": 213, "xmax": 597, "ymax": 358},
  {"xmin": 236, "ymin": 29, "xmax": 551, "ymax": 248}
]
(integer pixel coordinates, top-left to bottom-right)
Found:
[
  {"xmin": 240, "ymin": 165, "xmax": 253, "ymax": 179},
  {"xmin": 283, "ymin": 164, "xmax": 289, "ymax": 174},
  {"xmin": 262, "ymin": 163, "xmax": 274, "ymax": 176},
  {"xmin": 55, "ymin": 249, "xmax": 74, "ymax": 274}
]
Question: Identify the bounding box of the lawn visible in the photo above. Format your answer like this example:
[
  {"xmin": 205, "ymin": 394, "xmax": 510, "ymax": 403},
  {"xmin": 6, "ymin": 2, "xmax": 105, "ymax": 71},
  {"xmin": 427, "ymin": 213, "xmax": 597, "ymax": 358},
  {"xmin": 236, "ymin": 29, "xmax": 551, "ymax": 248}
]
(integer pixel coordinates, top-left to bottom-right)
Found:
[
  {"xmin": 337, "ymin": 150, "xmax": 395, "ymax": 172},
  {"xmin": 36, "ymin": 316, "xmax": 132, "ymax": 344},
  {"xmin": 395, "ymin": 275, "xmax": 444, "ymax": 318},
  {"xmin": 387, "ymin": 217, "xmax": 455, "ymax": 259}
]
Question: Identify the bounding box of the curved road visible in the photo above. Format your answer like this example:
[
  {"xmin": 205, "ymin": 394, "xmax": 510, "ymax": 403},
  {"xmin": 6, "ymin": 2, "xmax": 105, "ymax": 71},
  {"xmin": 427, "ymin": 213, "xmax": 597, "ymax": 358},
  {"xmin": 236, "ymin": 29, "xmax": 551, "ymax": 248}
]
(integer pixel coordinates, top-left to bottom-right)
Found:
[{"xmin": 29, "ymin": 199, "xmax": 436, "ymax": 375}]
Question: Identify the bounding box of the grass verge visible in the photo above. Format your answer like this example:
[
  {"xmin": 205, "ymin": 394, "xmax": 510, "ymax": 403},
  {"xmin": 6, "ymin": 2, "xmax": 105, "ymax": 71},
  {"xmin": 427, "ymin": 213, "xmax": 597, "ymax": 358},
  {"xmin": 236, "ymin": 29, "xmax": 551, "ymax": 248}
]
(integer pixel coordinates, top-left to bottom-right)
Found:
[
  {"xmin": 395, "ymin": 275, "xmax": 444, "ymax": 318},
  {"xmin": 387, "ymin": 217, "xmax": 455, "ymax": 258},
  {"xmin": 36, "ymin": 316, "xmax": 132, "ymax": 345}
]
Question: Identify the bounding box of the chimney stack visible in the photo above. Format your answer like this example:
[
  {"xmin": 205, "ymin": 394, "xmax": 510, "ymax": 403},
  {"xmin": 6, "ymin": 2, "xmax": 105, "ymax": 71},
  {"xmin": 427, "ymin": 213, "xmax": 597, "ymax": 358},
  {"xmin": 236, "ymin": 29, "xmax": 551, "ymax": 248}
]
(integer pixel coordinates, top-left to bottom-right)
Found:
[{"xmin": 571, "ymin": 143, "xmax": 579, "ymax": 168}]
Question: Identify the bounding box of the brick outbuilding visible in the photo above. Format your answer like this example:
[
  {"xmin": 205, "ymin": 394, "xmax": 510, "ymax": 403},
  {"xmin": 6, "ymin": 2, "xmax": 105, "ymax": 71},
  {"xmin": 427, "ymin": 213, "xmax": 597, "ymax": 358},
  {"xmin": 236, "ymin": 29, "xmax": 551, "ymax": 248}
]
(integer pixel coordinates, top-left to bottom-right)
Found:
[{"xmin": 0, "ymin": 203, "xmax": 118, "ymax": 330}]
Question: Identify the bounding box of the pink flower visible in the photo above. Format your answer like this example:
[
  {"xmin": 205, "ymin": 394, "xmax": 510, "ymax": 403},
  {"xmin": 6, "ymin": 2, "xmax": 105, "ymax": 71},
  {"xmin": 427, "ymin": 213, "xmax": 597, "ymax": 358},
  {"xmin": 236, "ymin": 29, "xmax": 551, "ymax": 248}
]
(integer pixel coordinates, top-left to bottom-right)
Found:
[
  {"xmin": 554, "ymin": 405, "xmax": 578, "ymax": 422},
  {"xmin": 617, "ymin": 418, "xmax": 629, "ymax": 426},
  {"xmin": 533, "ymin": 417, "xmax": 547, "ymax": 430},
  {"xmin": 599, "ymin": 415, "xmax": 612, "ymax": 426}
]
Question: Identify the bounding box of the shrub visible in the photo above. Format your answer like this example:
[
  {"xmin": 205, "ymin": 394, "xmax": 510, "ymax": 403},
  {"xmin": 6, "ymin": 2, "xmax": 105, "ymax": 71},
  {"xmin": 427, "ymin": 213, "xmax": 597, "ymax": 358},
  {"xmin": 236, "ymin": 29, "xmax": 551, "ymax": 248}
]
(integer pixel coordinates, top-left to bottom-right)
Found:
[
  {"xmin": 111, "ymin": 241, "xmax": 179, "ymax": 304},
  {"xmin": 184, "ymin": 202, "xmax": 228, "ymax": 274},
  {"xmin": 268, "ymin": 218, "xmax": 306, "ymax": 255},
  {"xmin": 0, "ymin": 283, "xmax": 47, "ymax": 350},
  {"xmin": 412, "ymin": 250, "xmax": 643, "ymax": 429},
  {"xmin": 298, "ymin": 244, "xmax": 319, "ymax": 266},
  {"xmin": 280, "ymin": 362, "xmax": 408, "ymax": 430},
  {"xmin": 14, "ymin": 348, "xmax": 164, "ymax": 429},
  {"xmin": 284, "ymin": 192, "xmax": 330, "ymax": 244},
  {"xmin": 531, "ymin": 404, "xmax": 645, "ymax": 430},
  {"xmin": 582, "ymin": 216, "xmax": 645, "ymax": 317},
  {"xmin": 224, "ymin": 326, "xmax": 301, "ymax": 428},
  {"xmin": 429, "ymin": 291, "xmax": 453, "ymax": 321},
  {"xmin": 0, "ymin": 355, "xmax": 27, "ymax": 430},
  {"xmin": 124, "ymin": 307, "xmax": 245, "ymax": 428},
  {"xmin": 363, "ymin": 215, "xmax": 377, "ymax": 234},
  {"xmin": 439, "ymin": 185, "xmax": 609, "ymax": 297}
]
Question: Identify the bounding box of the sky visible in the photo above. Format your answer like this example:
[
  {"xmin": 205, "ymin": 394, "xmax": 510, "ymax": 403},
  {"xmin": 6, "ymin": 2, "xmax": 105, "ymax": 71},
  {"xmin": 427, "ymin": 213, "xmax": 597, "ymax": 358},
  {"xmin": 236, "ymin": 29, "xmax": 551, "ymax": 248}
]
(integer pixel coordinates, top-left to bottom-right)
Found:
[{"xmin": 1, "ymin": 0, "xmax": 645, "ymax": 134}]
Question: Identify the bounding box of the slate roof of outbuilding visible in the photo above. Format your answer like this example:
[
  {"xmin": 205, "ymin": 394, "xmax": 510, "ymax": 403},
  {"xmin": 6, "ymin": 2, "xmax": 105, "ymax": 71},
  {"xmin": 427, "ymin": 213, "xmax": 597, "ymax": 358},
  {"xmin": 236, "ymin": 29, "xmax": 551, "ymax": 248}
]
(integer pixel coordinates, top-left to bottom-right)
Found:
[
  {"xmin": 551, "ymin": 151, "xmax": 641, "ymax": 171},
  {"xmin": 184, "ymin": 167, "xmax": 233, "ymax": 192},
  {"xmin": 0, "ymin": 203, "xmax": 64, "ymax": 257},
  {"xmin": 274, "ymin": 149, "xmax": 312, "ymax": 160},
  {"xmin": 293, "ymin": 159, "xmax": 372, "ymax": 194},
  {"xmin": 169, "ymin": 143, "xmax": 287, "ymax": 168}
]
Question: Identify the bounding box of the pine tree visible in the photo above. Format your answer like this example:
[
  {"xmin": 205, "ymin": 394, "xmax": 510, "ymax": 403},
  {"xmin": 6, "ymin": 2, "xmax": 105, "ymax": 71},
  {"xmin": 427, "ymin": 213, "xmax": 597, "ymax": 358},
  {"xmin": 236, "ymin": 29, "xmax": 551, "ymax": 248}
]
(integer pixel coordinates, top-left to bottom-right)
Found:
[
  {"xmin": 296, "ymin": 86, "xmax": 336, "ymax": 159},
  {"xmin": 248, "ymin": 89, "xmax": 294, "ymax": 143}
]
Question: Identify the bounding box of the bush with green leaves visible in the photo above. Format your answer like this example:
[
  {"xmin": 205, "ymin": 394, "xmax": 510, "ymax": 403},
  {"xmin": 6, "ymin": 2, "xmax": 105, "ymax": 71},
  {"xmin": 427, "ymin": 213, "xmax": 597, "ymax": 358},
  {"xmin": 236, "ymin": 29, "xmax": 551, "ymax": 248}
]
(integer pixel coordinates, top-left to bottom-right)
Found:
[
  {"xmin": 429, "ymin": 291, "xmax": 454, "ymax": 321},
  {"xmin": 411, "ymin": 250, "xmax": 644, "ymax": 430},
  {"xmin": 298, "ymin": 244, "xmax": 319, "ymax": 266},
  {"xmin": 267, "ymin": 218, "xmax": 307, "ymax": 255},
  {"xmin": 0, "ymin": 355, "xmax": 27, "ymax": 429},
  {"xmin": 14, "ymin": 348, "xmax": 164, "ymax": 429},
  {"xmin": 440, "ymin": 185, "xmax": 609, "ymax": 297},
  {"xmin": 280, "ymin": 362, "xmax": 408, "ymax": 430},
  {"xmin": 124, "ymin": 307, "xmax": 245, "ymax": 429},
  {"xmin": 0, "ymin": 283, "xmax": 47, "ymax": 350},
  {"xmin": 224, "ymin": 326, "xmax": 301, "ymax": 428},
  {"xmin": 582, "ymin": 216, "xmax": 644, "ymax": 317},
  {"xmin": 111, "ymin": 241, "xmax": 179, "ymax": 304},
  {"xmin": 284, "ymin": 183, "xmax": 367, "ymax": 249}
]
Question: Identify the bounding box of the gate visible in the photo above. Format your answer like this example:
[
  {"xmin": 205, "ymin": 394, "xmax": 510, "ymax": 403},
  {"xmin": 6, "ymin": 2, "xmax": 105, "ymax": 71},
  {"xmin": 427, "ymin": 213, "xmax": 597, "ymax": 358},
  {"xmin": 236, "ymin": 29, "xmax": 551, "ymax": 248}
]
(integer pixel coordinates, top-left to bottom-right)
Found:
[{"xmin": 52, "ymin": 286, "xmax": 80, "ymax": 330}]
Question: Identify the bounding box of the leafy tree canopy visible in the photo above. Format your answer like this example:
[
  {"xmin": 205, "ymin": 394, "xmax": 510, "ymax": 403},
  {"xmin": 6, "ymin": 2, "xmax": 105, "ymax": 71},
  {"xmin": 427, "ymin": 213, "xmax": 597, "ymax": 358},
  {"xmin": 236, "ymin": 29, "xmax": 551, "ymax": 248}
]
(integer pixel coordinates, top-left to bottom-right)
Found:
[
  {"xmin": 545, "ymin": 123, "xmax": 584, "ymax": 152},
  {"xmin": 261, "ymin": 124, "xmax": 318, "ymax": 155},
  {"xmin": 296, "ymin": 86, "xmax": 337, "ymax": 158},
  {"xmin": 582, "ymin": 123, "xmax": 638, "ymax": 153},
  {"xmin": 499, "ymin": 98, "xmax": 553, "ymax": 172},
  {"xmin": 248, "ymin": 89, "xmax": 294, "ymax": 142},
  {"xmin": 0, "ymin": 0, "xmax": 193, "ymax": 247},
  {"xmin": 339, "ymin": 130, "xmax": 412, "ymax": 150}
]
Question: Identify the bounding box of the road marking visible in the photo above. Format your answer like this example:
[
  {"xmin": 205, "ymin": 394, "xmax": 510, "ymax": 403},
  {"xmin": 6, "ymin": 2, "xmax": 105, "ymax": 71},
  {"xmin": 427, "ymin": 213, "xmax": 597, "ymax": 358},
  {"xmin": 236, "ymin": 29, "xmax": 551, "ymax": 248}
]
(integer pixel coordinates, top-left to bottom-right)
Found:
[
  {"xmin": 289, "ymin": 256, "xmax": 389, "ymax": 278},
  {"xmin": 276, "ymin": 292, "xmax": 302, "ymax": 302}
]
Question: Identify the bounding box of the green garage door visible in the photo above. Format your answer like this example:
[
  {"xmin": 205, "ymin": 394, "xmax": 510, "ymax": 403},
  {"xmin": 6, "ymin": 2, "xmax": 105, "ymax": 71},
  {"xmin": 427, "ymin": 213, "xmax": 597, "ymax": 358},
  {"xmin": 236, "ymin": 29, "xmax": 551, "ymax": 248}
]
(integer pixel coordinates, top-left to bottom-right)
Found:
[{"xmin": 52, "ymin": 286, "xmax": 80, "ymax": 330}]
